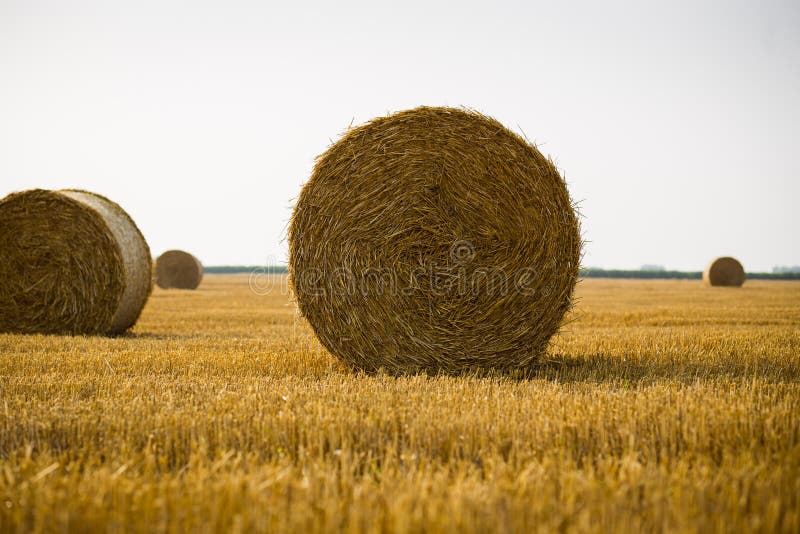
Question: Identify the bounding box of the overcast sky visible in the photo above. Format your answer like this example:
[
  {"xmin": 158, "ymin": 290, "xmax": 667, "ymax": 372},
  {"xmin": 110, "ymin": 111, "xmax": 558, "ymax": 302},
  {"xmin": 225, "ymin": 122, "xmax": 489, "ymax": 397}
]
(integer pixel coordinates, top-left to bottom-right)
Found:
[{"xmin": 1, "ymin": 0, "xmax": 798, "ymax": 271}]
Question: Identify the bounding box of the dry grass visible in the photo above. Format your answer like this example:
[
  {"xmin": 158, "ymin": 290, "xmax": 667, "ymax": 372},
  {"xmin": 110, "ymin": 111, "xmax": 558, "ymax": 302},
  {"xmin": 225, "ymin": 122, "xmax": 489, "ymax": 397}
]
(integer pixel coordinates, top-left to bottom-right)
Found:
[{"xmin": 1, "ymin": 275, "xmax": 799, "ymax": 533}]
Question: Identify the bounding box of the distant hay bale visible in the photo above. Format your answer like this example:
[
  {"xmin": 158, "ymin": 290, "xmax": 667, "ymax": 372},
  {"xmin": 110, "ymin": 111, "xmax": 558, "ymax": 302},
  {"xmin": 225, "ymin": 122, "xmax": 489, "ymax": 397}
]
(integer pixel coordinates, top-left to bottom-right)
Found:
[
  {"xmin": 703, "ymin": 257, "xmax": 746, "ymax": 287},
  {"xmin": 155, "ymin": 250, "xmax": 203, "ymax": 290},
  {"xmin": 0, "ymin": 189, "xmax": 152, "ymax": 335},
  {"xmin": 289, "ymin": 106, "xmax": 582, "ymax": 374}
]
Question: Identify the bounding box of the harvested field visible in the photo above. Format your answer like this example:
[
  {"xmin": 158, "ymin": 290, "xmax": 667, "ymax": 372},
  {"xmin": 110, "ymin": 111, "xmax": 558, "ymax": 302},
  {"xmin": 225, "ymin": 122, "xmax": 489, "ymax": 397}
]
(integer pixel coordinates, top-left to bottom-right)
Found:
[{"xmin": 1, "ymin": 276, "xmax": 798, "ymax": 533}]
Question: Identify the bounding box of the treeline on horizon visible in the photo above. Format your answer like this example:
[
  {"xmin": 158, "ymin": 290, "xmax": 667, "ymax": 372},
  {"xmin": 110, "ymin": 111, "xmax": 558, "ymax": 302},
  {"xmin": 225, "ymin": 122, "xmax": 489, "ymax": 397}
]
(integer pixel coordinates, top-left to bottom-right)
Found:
[
  {"xmin": 204, "ymin": 265, "xmax": 800, "ymax": 280},
  {"xmin": 580, "ymin": 269, "xmax": 799, "ymax": 280}
]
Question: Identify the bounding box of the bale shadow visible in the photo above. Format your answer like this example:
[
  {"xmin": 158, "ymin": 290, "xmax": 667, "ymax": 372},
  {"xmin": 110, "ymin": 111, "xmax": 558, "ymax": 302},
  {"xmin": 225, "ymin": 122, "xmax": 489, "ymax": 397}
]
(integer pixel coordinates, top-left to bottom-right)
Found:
[
  {"xmin": 117, "ymin": 332, "xmax": 194, "ymax": 341},
  {"xmin": 363, "ymin": 352, "xmax": 798, "ymax": 385},
  {"xmin": 510, "ymin": 352, "xmax": 798, "ymax": 385}
]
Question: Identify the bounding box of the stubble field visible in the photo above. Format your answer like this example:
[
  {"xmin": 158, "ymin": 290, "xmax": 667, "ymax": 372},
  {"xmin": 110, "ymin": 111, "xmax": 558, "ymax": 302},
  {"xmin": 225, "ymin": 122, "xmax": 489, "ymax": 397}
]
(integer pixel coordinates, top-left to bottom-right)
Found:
[{"xmin": 1, "ymin": 275, "xmax": 799, "ymax": 533}]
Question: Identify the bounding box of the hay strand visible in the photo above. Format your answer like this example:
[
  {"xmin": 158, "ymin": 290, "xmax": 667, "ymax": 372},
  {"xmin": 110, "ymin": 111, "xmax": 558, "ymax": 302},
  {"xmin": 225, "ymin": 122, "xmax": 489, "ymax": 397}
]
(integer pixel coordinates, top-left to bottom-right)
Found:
[
  {"xmin": 289, "ymin": 106, "xmax": 582, "ymax": 374},
  {"xmin": 0, "ymin": 189, "xmax": 152, "ymax": 335},
  {"xmin": 155, "ymin": 250, "xmax": 203, "ymax": 290},
  {"xmin": 703, "ymin": 257, "xmax": 746, "ymax": 287}
]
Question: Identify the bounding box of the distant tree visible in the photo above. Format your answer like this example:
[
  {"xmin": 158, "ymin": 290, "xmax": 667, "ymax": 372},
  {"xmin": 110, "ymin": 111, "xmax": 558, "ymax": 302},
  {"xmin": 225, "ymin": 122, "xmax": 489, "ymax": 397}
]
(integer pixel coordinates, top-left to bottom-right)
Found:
[
  {"xmin": 579, "ymin": 268, "xmax": 701, "ymax": 279},
  {"xmin": 640, "ymin": 264, "xmax": 666, "ymax": 272},
  {"xmin": 204, "ymin": 265, "xmax": 288, "ymax": 274},
  {"xmin": 773, "ymin": 265, "xmax": 800, "ymax": 274}
]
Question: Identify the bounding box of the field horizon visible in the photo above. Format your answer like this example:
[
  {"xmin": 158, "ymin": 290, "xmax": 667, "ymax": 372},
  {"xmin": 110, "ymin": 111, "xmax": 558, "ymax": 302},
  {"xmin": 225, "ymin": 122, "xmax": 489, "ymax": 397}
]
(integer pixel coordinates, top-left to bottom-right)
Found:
[{"xmin": 203, "ymin": 266, "xmax": 800, "ymax": 281}]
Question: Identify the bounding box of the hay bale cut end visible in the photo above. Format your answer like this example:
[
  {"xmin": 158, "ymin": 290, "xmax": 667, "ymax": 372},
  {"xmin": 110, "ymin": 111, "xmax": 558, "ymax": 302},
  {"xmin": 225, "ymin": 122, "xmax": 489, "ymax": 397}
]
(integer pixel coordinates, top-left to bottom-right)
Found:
[
  {"xmin": 289, "ymin": 106, "xmax": 582, "ymax": 374},
  {"xmin": 703, "ymin": 257, "xmax": 746, "ymax": 287},
  {"xmin": 0, "ymin": 189, "xmax": 152, "ymax": 335},
  {"xmin": 155, "ymin": 250, "xmax": 203, "ymax": 290}
]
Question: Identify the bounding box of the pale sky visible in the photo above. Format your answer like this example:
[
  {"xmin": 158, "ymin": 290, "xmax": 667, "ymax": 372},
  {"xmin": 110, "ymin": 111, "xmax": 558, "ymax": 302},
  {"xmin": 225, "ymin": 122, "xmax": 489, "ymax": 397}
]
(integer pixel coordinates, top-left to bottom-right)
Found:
[{"xmin": 1, "ymin": 0, "xmax": 798, "ymax": 271}]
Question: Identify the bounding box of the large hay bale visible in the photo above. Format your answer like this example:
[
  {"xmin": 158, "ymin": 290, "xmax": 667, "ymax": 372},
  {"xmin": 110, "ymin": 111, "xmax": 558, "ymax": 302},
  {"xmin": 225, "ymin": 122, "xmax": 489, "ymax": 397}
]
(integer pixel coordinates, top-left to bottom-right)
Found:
[
  {"xmin": 289, "ymin": 106, "xmax": 581, "ymax": 373},
  {"xmin": 0, "ymin": 189, "xmax": 152, "ymax": 335},
  {"xmin": 703, "ymin": 257, "xmax": 746, "ymax": 287},
  {"xmin": 155, "ymin": 250, "xmax": 203, "ymax": 290}
]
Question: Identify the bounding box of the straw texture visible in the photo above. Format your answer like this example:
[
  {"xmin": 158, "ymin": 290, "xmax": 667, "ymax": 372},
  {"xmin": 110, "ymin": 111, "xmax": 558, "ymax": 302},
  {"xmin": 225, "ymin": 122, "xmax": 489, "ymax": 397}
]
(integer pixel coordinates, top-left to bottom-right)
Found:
[
  {"xmin": 0, "ymin": 189, "xmax": 152, "ymax": 335},
  {"xmin": 703, "ymin": 257, "xmax": 746, "ymax": 287},
  {"xmin": 155, "ymin": 250, "xmax": 203, "ymax": 290},
  {"xmin": 289, "ymin": 106, "xmax": 581, "ymax": 374}
]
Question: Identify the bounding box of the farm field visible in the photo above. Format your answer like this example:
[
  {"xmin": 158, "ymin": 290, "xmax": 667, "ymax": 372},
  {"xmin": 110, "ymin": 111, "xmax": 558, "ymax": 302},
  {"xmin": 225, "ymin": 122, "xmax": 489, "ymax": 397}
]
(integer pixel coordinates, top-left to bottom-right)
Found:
[{"xmin": 1, "ymin": 275, "xmax": 799, "ymax": 533}]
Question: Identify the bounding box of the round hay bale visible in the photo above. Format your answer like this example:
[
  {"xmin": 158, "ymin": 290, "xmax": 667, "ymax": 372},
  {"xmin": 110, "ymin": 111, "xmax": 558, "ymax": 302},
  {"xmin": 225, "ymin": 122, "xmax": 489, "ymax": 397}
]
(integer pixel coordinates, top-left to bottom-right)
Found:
[
  {"xmin": 0, "ymin": 189, "xmax": 152, "ymax": 335},
  {"xmin": 155, "ymin": 250, "xmax": 203, "ymax": 290},
  {"xmin": 289, "ymin": 106, "xmax": 582, "ymax": 374},
  {"xmin": 703, "ymin": 257, "xmax": 746, "ymax": 287}
]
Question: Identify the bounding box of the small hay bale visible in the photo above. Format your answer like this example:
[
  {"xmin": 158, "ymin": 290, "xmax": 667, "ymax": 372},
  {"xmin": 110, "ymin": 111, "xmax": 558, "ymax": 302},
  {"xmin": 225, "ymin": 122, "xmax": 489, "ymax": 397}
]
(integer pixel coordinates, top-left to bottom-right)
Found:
[
  {"xmin": 289, "ymin": 106, "xmax": 582, "ymax": 374},
  {"xmin": 0, "ymin": 189, "xmax": 152, "ymax": 335},
  {"xmin": 703, "ymin": 257, "xmax": 746, "ymax": 287},
  {"xmin": 155, "ymin": 250, "xmax": 203, "ymax": 290}
]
